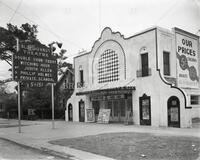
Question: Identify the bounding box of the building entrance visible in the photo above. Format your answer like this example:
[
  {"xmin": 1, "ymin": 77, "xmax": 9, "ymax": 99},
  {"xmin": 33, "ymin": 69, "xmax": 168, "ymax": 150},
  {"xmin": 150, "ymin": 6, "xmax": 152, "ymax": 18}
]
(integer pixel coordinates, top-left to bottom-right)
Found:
[
  {"xmin": 92, "ymin": 101, "xmax": 100, "ymax": 121},
  {"xmin": 79, "ymin": 99, "xmax": 85, "ymax": 122},
  {"xmin": 168, "ymin": 96, "xmax": 180, "ymax": 128},
  {"xmin": 106, "ymin": 96, "xmax": 132, "ymax": 123},
  {"xmin": 91, "ymin": 95, "xmax": 132, "ymax": 123},
  {"xmin": 68, "ymin": 104, "xmax": 73, "ymax": 121}
]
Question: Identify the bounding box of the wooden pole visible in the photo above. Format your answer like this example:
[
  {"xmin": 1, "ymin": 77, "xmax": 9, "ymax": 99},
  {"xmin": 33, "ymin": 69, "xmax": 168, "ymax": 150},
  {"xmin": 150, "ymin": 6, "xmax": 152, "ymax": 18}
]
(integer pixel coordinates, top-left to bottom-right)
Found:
[
  {"xmin": 18, "ymin": 81, "xmax": 21, "ymax": 133},
  {"xmin": 16, "ymin": 38, "xmax": 21, "ymax": 133},
  {"xmin": 52, "ymin": 83, "xmax": 55, "ymax": 129}
]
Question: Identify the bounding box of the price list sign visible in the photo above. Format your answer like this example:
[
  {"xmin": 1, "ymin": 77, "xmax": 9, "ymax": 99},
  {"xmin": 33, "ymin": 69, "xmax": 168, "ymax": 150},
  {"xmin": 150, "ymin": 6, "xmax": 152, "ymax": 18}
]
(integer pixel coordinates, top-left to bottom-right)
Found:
[{"xmin": 13, "ymin": 42, "xmax": 57, "ymax": 88}]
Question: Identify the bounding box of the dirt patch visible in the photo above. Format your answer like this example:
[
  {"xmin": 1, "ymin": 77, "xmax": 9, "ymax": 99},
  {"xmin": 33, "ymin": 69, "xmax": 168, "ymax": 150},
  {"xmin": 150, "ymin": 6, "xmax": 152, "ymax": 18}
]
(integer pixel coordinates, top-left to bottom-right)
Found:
[{"xmin": 49, "ymin": 132, "xmax": 200, "ymax": 160}]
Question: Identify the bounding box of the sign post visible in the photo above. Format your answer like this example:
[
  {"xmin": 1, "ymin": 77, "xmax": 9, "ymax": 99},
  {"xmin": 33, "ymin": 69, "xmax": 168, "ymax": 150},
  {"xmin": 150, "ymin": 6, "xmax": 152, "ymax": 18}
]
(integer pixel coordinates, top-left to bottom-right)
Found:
[
  {"xmin": 51, "ymin": 83, "xmax": 55, "ymax": 129},
  {"xmin": 17, "ymin": 81, "xmax": 21, "ymax": 133},
  {"xmin": 13, "ymin": 40, "xmax": 58, "ymax": 131},
  {"xmin": 15, "ymin": 38, "xmax": 21, "ymax": 133}
]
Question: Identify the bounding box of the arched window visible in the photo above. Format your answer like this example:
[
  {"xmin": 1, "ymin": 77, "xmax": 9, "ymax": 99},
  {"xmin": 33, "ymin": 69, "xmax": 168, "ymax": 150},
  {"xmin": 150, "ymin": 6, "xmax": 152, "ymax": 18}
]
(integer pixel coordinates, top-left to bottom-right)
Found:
[{"xmin": 98, "ymin": 49, "xmax": 119, "ymax": 83}]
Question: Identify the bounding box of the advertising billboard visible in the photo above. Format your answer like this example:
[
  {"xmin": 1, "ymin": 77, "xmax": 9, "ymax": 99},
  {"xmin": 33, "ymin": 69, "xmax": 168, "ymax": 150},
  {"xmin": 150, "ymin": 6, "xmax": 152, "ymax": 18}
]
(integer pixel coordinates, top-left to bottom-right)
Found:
[{"xmin": 176, "ymin": 29, "xmax": 199, "ymax": 88}]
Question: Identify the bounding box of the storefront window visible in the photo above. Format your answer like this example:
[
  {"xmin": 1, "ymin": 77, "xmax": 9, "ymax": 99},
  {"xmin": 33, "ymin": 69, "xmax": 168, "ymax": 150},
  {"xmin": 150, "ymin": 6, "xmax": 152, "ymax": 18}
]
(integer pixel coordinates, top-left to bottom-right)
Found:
[
  {"xmin": 127, "ymin": 98, "xmax": 132, "ymax": 112},
  {"xmin": 120, "ymin": 100, "xmax": 125, "ymax": 116},
  {"xmin": 92, "ymin": 101, "xmax": 100, "ymax": 115},
  {"xmin": 113, "ymin": 100, "xmax": 119, "ymax": 117},
  {"xmin": 107, "ymin": 101, "xmax": 112, "ymax": 116}
]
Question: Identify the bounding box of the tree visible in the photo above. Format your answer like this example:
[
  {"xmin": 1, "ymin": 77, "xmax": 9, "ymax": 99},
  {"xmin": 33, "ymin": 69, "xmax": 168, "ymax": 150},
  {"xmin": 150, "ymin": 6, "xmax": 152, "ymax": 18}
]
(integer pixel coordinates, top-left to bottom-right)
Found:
[
  {"xmin": 0, "ymin": 23, "xmax": 69, "ymax": 75},
  {"xmin": 56, "ymin": 49, "xmax": 73, "ymax": 75},
  {"xmin": 0, "ymin": 23, "xmax": 70, "ymax": 119},
  {"xmin": 0, "ymin": 23, "xmax": 39, "ymax": 66},
  {"xmin": 0, "ymin": 83, "xmax": 17, "ymax": 118},
  {"xmin": 0, "ymin": 82, "xmax": 8, "ymax": 94},
  {"xmin": 23, "ymin": 87, "xmax": 51, "ymax": 119}
]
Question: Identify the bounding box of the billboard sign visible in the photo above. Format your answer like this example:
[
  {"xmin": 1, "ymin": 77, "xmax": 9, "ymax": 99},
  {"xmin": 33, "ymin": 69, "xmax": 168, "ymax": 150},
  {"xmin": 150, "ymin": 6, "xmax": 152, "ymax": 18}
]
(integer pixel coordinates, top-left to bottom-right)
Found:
[
  {"xmin": 176, "ymin": 29, "xmax": 199, "ymax": 88},
  {"xmin": 13, "ymin": 42, "xmax": 57, "ymax": 87}
]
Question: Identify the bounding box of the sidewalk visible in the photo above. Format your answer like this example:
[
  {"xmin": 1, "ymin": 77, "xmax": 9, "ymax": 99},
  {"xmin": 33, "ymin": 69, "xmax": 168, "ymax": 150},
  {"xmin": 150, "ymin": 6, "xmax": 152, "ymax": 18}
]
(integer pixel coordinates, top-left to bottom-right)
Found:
[{"xmin": 0, "ymin": 119, "xmax": 200, "ymax": 160}]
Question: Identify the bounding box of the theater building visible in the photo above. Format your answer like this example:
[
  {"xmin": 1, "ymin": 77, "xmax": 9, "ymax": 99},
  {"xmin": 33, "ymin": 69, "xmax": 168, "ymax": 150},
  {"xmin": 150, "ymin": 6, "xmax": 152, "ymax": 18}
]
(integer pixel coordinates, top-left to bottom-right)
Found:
[{"xmin": 66, "ymin": 26, "xmax": 200, "ymax": 128}]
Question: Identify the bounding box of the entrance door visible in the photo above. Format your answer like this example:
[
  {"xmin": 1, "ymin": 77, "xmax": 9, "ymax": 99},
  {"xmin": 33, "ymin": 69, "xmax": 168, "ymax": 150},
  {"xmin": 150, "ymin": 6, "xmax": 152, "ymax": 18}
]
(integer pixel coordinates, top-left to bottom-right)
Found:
[
  {"xmin": 79, "ymin": 100, "xmax": 85, "ymax": 122},
  {"xmin": 168, "ymin": 96, "xmax": 180, "ymax": 128},
  {"xmin": 68, "ymin": 104, "xmax": 73, "ymax": 121},
  {"xmin": 92, "ymin": 101, "xmax": 100, "ymax": 121},
  {"xmin": 139, "ymin": 94, "xmax": 151, "ymax": 125},
  {"xmin": 113, "ymin": 100, "xmax": 119, "ymax": 122}
]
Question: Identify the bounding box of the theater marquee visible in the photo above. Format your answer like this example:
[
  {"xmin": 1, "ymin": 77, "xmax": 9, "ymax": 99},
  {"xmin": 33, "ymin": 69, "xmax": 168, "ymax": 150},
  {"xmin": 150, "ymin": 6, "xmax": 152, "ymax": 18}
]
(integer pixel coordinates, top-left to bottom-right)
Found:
[{"xmin": 175, "ymin": 28, "xmax": 199, "ymax": 88}]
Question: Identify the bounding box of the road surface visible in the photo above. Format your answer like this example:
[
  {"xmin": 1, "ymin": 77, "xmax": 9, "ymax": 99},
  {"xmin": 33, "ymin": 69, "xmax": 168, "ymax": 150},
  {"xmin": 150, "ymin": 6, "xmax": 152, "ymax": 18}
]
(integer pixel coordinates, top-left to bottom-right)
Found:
[{"xmin": 0, "ymin": 138, "xmax": 65, "ymax": 160}]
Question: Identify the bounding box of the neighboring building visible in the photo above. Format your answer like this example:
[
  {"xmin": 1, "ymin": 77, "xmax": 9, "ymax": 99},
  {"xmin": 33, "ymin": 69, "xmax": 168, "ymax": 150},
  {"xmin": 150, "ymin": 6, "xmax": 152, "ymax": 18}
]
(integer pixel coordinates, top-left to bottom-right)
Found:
[
  {"xmin": 66, "ymin": 26, "xmax": 200, "ymax": 128},
  {"xmin": 55, "ymin": 66, "xmax": 74, "ymax": 118}
]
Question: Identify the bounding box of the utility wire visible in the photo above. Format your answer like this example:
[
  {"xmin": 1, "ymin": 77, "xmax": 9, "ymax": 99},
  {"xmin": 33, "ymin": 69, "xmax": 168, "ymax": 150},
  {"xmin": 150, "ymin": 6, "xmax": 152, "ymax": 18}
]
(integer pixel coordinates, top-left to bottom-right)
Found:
[
  {"xmin": 98, "ymin": 0, "xmax": 102, "ymax": 33},
  {"xmin": 154, "ymin": 0, "xmax": 179, "ymax": 25},
  {"xmin": 0, "ymin": 1, "xmax": 41, "ymax": 25},
  {"xmin": 0, "ymin": 0, "xmax": 83, "ymax": 50},
  {"xmin": 8, "ymin": 0, "xmax": 23, "ymax": 23},
  {"xmin": 19, "ymin": 2, "xmax": 82, "ymax": 49}
]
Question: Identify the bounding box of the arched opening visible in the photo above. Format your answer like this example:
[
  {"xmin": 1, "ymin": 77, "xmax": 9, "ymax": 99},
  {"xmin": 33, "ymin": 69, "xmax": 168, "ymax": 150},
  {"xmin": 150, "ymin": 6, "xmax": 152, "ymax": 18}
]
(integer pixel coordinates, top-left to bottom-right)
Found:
[
  {"xmin": 92, "ymin": 40, "xmax": 126, "ymax": 84},
  {"xmin": 79, "ymin": 99, "xmax": 85, "ymax": 122},
  {"xmin": 167, "ymin": 96, "xmax": 180, "ymax": 128},
  {"xmin": 68, "ymin": 104, "xmax": 73, "ymax": 121}
]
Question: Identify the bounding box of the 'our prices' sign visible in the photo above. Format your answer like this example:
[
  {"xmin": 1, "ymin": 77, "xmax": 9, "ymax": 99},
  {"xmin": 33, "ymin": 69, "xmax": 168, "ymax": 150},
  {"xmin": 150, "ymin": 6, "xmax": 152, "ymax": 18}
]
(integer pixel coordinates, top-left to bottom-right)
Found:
[{"xmin": 176, "ymin": 31, "xmax": 199, "ymax": 88}]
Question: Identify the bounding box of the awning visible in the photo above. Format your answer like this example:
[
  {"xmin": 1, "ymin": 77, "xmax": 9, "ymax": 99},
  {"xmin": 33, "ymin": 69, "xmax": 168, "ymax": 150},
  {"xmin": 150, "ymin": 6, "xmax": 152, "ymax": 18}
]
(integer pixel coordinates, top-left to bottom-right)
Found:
[{"xmin": 76, "ymin": 86, "xmax": 135, "ymax": 96}]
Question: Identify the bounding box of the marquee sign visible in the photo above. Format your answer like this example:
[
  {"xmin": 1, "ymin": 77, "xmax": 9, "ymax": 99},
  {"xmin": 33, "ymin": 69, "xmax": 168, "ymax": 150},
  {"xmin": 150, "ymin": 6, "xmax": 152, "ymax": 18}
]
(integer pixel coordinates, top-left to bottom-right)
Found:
[
  {"xmin": 175, "ymin": 29, "xmax": 199, "ymax": 88},
  {"xmin": 13, "ymin": 42, "xmax": 57, "ymax": 87}
]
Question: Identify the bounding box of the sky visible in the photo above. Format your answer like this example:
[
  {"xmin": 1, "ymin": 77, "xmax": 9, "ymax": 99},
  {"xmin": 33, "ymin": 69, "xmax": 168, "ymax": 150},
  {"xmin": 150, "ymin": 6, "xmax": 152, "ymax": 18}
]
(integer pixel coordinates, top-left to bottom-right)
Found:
[{"xmin": 0, "ymin": 0, "xmax": 200, "ymax": 81}]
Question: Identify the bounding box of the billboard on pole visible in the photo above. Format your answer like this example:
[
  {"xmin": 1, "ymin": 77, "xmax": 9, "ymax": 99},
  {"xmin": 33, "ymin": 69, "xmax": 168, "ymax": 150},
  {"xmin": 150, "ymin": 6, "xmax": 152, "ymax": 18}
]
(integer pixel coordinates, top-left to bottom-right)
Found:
[{"xmin": 13, "ymin": 41, "xmax": 57, "ymax": 88}]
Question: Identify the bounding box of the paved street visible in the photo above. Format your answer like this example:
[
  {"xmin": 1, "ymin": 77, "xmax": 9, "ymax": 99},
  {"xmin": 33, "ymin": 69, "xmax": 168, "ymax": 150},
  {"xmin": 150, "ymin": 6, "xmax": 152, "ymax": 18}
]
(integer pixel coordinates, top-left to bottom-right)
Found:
[
  {"xmin": 0, "ymin": 119, "xmax": 200, "ymax": 160},
  {"xmin": 0, "ymin": 138, "xmax": 65, "ymax": 160}
]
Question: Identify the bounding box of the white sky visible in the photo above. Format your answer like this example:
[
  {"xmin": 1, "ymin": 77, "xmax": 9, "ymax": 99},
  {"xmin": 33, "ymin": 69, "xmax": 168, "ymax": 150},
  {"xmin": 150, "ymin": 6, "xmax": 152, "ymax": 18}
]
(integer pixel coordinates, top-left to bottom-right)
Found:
[{"xmin": 0, "ymin": 0, "xmax": 200, "ymax": 80}]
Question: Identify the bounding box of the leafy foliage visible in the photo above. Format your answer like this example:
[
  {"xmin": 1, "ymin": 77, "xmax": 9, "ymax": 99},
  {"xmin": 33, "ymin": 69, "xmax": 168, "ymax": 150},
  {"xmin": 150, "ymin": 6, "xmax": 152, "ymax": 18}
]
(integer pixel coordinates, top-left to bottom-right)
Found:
[
  {"xmin": 56, "ymin": 49, "xmax": 72, "ymax": 75},
  {"xmin": 0, "ymin": 23, "xmax": 71, "ymax": 118},
  {"xmin": 0, "ymin": 23, "xmax": 39, "ymax": 66},
  {"xmin": 4, "ymin": 95, "xmax": 18, "ymax": 113},
  {"xmin": 23, "ymin": 87, "xmax": 51, "ymax": 110}
]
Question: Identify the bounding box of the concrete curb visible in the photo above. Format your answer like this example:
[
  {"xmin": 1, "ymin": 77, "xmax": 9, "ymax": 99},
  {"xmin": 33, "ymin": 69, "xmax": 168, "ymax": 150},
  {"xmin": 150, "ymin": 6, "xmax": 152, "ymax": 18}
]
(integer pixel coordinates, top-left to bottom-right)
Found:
[
  {"xmin": 0, "ymin": 137, "xmax": 115, "ymax": 160},
  {"xmin": 0, "ymin": 137, "xmax": 74, "ymax": 160}
]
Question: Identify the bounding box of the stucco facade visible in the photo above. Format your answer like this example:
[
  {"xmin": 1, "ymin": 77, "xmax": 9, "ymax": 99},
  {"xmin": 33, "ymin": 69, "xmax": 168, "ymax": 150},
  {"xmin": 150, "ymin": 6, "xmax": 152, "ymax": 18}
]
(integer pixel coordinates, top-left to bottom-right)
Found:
[{"xmin": 66, "ymin": 26, "xmax": 200, "ymax": 128}]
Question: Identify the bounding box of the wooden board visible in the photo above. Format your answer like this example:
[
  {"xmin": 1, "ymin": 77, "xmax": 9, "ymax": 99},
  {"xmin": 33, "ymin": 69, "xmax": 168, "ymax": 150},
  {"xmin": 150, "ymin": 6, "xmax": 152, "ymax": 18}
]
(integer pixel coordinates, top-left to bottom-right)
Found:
[
  {"xmin": 86, "ymin": 109, "xmax": 95, "ymax": 122},
  {"xmin": 97, "ymin": 109, "xmax": 111, "ymax": 124}
]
